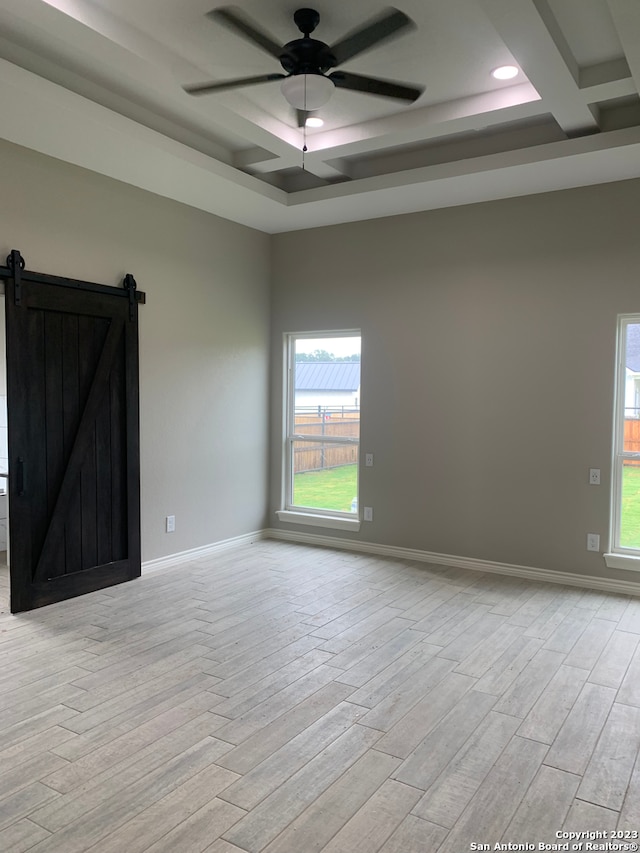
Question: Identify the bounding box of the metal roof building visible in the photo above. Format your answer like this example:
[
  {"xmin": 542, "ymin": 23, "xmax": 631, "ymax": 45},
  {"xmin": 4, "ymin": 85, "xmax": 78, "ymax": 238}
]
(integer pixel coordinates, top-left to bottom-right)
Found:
[{"xmin": 295, "ymin": 362, "xmax": 360, "ymax": 391}]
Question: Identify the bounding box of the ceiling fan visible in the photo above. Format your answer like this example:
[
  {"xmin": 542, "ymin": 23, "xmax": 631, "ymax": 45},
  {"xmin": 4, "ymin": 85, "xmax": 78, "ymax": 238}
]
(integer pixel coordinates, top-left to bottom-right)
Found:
[{"xmin": 184, "ymin": 6, "xmax": 424, "ymax": 126}]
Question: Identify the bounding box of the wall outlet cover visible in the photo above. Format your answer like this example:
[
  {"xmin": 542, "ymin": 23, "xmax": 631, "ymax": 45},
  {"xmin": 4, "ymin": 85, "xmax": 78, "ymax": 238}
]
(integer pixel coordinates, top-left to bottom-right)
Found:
[{"xmin": 587, "ymin": 533, "xmax": 600, "ymax": 552}]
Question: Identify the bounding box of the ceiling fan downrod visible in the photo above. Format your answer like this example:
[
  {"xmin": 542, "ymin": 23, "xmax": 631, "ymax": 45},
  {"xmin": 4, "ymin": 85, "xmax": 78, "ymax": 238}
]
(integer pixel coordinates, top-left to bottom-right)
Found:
[{"xmin": 293, "ymin": 8, "xmax": 320, "ymax": 37}]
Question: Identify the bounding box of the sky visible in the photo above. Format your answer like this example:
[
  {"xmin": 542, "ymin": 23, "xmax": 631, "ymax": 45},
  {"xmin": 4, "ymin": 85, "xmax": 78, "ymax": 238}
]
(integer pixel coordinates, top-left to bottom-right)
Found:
[{"xmin": 295, "ymin": 334, "xmax": 361, "ymax": 358}]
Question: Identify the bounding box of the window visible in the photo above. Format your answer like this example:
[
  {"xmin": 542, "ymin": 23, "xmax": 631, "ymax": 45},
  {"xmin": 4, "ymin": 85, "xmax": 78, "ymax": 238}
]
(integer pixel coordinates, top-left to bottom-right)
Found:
[
  {"xmin": 278, "ymin": 331, "xmax": 361, "ymax": 529},
  {"xmin": 608, "ymin": 316, "xmax": 640, "ymax": 566}
]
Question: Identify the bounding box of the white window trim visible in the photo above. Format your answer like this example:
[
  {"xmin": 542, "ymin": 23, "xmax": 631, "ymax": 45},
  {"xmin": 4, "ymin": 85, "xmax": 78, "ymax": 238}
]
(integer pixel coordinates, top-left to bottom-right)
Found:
[
  {"xmin": 604, "ymin": 551, "xmax": 640, "ymax": 571},
  {"xmin": 608, "ymin": 315, "xmax": 640, "ymax": 567},
  {"xmin": 276, "ymin": 510, "xmax": 361, "ymax": 531},
  {"xmin": 280, "ymin": 330, "xmax": 361, "ymax": 530}
]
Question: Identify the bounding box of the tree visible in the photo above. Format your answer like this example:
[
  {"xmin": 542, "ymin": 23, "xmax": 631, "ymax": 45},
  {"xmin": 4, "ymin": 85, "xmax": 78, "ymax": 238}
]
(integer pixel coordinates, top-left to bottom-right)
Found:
[
  {"xmin": 295, "ymin": 349, "xmax": 335, "ymax": 362},
  {"xmin": 296, "ymin": 350, "xmax": 360, "ymax": 362}
]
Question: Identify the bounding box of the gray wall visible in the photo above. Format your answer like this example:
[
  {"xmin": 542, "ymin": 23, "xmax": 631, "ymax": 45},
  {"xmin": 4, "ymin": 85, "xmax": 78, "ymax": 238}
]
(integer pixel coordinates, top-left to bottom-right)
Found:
[
  {"xmin": 0, "ymin": 138, "xmax": 271, "ymax": 563},
  {"xmin": 270, "ymin": 179, "xmax": 640, "ymax": 583},
  {"xmin": 3, "ymin": 132, "xmax": 639, "ymax": 585}
]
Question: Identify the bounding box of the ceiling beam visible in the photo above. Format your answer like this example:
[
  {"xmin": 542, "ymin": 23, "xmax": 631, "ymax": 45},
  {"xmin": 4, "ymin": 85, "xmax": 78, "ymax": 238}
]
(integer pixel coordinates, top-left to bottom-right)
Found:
[
  {"xmin": 605, "ymin": 0, "xmax": 640, "ymax": 94},
  {"xmin": 235, "ymin": 150, "xmax": 350, "ymax": 183},
  {"xmin": 232, "ymin": 83, "xmax": 545, "ymax": 179},
  {"xmin": 309, "ymin": 85, "xmax": 544, "ymax": 160},
  {"xmin": 579, "ymin": 58, "xmax": 636, "ymax": 102},
  {"xmin": 477, "ymin": 0, "xmax": 599, "ymax": 135},
  {"xmin": 287, "ymin": 127, "xmax": 640, "ymax": 228}
]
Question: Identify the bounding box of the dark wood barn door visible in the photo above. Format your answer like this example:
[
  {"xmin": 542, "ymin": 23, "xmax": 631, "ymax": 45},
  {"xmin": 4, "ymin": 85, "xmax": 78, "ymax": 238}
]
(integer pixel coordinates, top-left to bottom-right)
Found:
[{"xmin": 3, "ymin": 254, "xmax": 143, "ymax": 612}]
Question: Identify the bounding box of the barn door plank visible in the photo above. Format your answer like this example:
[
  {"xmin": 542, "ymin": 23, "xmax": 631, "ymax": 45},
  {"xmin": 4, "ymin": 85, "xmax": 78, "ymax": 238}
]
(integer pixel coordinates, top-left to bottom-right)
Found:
[{"xmin": 33, "ymin": 317, "xmax": 124, "ymax": 582}]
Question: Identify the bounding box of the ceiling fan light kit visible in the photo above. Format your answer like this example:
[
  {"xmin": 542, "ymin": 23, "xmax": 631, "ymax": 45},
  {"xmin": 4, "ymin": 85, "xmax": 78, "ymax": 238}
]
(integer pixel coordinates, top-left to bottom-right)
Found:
[
  {"xmin": 281, "ymin": 74, "xmax": 335, "ymax": 110},
  {"xmin": 184, "ymin": 5, "xmax": 424, "ymax": 125}
]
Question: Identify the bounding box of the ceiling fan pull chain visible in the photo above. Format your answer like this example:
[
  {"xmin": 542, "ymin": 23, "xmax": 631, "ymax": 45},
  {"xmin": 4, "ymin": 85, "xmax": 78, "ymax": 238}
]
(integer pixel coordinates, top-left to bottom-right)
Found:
[{"xmin": 302, "ymin": 75, "xmax": 308, "ymax": 169}]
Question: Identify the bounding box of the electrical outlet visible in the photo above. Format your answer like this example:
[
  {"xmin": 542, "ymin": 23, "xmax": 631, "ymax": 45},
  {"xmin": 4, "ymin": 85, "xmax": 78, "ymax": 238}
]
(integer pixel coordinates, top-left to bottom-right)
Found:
[
  {"xmin": 365, "ymin": 453, "xmax": 374, "ymax": 467},
  {"xmin": 587, "ymin": 533, "xmax": 600, "ymax": 552},
  {"xmin": 589, "ymin": 468, "xmax": 601, "ymax": 485},
  {"xmin": 166, "ymin": 515, "xmax": 175, "ymax": 533},
  {"xmin": 364, "ymin": 506, "xmax": 373, "ymax": 522}
]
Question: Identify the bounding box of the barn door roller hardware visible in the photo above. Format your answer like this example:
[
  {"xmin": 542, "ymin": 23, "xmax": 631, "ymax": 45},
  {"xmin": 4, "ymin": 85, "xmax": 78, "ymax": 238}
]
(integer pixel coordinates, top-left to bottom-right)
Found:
[
  {"xmin": 1, "ymin": 250, "xmax": 146, "ymax": 311},
  {"xmin": 6, "ymin": 249, "xmax": 25, "ymax": 306},
  {"xmin": 123, "ymin": 273, "xmax": 139, "ymax": 321}
]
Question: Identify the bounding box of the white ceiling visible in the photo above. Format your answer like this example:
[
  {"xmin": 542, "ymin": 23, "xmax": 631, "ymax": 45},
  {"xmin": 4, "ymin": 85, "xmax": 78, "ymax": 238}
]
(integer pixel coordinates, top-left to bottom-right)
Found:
[{"xmin": 0, "ymin": 0, "xmax": 639, "ymax": 233}]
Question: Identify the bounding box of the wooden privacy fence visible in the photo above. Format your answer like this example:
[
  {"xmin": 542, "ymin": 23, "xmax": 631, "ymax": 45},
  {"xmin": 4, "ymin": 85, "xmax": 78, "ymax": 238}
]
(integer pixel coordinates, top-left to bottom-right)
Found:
[
  {"xmin": 296, "ymin": 417, "xmax": 640, "ymax": 473},
  {"xmin": 294, "ymin": 409, "xmax": 359, "ymax": 474},
  {"xmin": 625, "ymin": 419, "xmax": 640, "ymax": 465}
]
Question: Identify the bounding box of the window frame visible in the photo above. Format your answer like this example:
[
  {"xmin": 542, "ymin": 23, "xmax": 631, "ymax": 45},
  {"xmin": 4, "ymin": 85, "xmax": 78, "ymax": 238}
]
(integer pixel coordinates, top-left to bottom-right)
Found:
[
  {"xmin": 277, "ymin": 329, "xmax": 362, "ymax": 531},
  {"xmin": 606, "ymin": 314, "xmax": 640, "ymax": 570}
]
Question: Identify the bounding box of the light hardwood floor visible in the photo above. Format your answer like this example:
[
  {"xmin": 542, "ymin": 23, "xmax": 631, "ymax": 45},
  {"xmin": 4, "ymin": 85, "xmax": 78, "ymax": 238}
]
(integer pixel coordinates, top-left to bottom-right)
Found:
[{"xmin": 1, "ymin": 540, "xmax": 640, "ymax": 853}]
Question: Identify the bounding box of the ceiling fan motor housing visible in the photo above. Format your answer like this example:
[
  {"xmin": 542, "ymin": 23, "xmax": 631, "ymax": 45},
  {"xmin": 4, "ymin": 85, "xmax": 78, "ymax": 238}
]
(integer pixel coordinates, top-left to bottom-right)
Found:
[
  {"xmin": 280, "ymin": 8, "xmax": 335, "ymax": 75},
  {"xmin": 280, "ymin": 38, "xmax": 336, "ymax": 75}
]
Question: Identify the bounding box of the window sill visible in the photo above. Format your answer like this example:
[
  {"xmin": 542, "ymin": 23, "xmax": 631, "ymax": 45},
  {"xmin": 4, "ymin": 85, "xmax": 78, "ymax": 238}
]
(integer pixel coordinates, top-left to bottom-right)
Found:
[
  {"xmin": 276, "ymin": 510, "xmax": 361, "ymax": 532},
  {"xmin": 604, "ymin": 552, "xmax": 640, "ymax": 572}
]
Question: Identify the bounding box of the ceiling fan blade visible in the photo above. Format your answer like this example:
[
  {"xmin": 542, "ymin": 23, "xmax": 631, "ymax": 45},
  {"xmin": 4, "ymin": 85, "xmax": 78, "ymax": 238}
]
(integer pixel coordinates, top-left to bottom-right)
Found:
[
  {"xmin": 207, "ymin": 7, "xmax": 286, "ymax": 62},
  {"xmin": 184, "ymin": 73, "xmax": 285, "ymax": 95},
  {"xmin": 329, "ymin": 7, "xmax": 415, "ymax": 66},
  {"xmin": 329, "ymin": 70, "xmax": 423, "ymax": 102}
]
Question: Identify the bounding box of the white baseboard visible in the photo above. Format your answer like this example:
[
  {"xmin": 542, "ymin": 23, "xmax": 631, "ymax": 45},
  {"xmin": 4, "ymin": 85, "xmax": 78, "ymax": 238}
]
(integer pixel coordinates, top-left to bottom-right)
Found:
[
  {"xmin": 264, "ymin": 528, "xmax": 640, "ymax": 597},
  {"xmin": 142, "ymin": 530, "xmax": 265, "ymax": 574},
  {"xmin": 141, "ymin": 526, "xmax": 640, "ymax": 597}
]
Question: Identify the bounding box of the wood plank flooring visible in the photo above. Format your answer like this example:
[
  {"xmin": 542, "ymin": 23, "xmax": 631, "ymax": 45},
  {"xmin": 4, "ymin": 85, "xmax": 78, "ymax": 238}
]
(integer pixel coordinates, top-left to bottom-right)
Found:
[{"xmin": 1, "ymin": 540, "xmax": 640, "ymax": 852}]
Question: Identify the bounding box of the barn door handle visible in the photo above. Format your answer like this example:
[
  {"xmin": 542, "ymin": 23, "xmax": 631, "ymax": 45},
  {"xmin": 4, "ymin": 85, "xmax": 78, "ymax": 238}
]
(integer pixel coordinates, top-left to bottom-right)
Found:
[{"xmin": 17, "ymin": 457, "xmax": 25, "ymax": 496}]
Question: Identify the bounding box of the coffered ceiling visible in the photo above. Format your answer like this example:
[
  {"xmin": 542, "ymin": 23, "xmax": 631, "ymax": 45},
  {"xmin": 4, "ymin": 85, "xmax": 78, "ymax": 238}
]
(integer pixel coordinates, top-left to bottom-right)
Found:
[{"xmin": 0, "ymin": 0, "xmax": 638, "ymax": 232}]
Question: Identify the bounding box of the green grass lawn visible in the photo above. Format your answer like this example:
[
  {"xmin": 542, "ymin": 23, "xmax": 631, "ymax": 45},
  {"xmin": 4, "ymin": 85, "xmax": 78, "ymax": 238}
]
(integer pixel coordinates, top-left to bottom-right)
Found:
[
  {"xmin": 293, "ymin": 464, "xmax": 358, "ymax": 513},
  {"xmin": 621, "ymin": 466, "xmax": 640, "ymax": 548},
  {"xmin": 294, "ymin": 464, "xmax": 640, "ymax": 544}
]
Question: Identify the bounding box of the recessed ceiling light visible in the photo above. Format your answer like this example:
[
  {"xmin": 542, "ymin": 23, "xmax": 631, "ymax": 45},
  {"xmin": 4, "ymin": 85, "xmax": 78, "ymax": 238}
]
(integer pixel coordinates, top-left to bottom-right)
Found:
[
  {"xmin": 492, "ymin": 65, "xmax": 519, "ymax": 80},
  {"xmin": 305, "ymin": 116, "xmax": 324, "ymax": 128}
]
